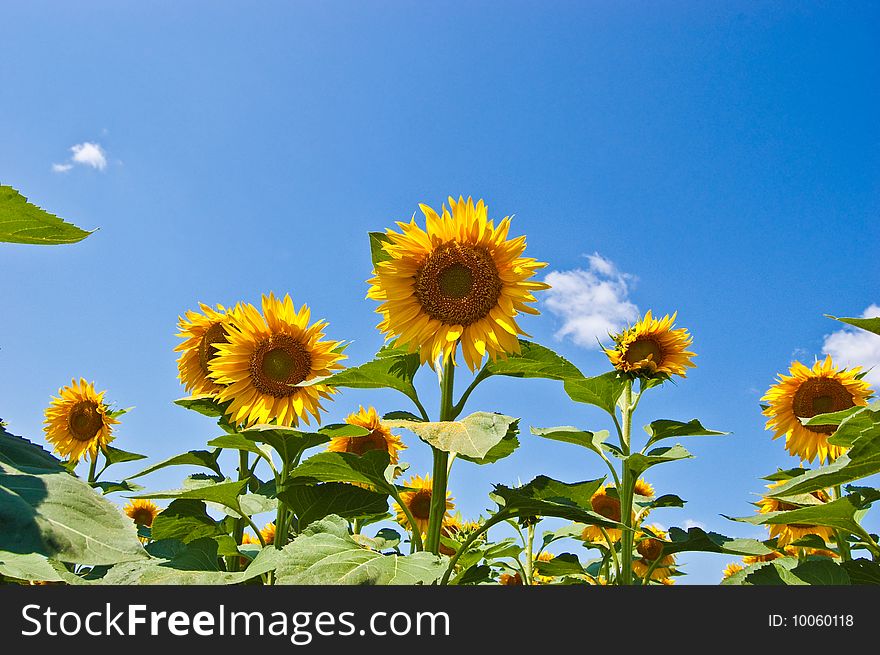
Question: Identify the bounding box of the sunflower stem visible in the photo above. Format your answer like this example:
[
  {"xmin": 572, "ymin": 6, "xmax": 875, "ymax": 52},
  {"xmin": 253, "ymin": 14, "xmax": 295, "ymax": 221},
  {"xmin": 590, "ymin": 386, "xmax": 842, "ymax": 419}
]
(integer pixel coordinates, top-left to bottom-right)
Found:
[
  {"xmin": 86, "ymin": 450, "xmax": 99, "ymax": 485},
  {"xmin": 440, "ymin": 513, "xmax": 503, "ymax": 585},
  {"xmin": 618, "ymin": 378, "xmax": 635, "ymax": 585},
  {"xmin": 426, "ymin": 357, "xmax": 455, "ymax": 554},
  {"xmin": 390, "ymin": 487, "xmax": 424, "ymax": 553},
  {"xmin": 524, "ymin": 522, "xmax": 535, "ymax": 586},
  {"xmin": 229, "ymin": 450, "xmax": 250, "ymax": 572},
  {"xmin": 275, "ymin": 457, "xmax": 291, "ymax": 550},
  {"xmin": 832, "ymin": 485, "xmax": 852, "ymax": 562}
]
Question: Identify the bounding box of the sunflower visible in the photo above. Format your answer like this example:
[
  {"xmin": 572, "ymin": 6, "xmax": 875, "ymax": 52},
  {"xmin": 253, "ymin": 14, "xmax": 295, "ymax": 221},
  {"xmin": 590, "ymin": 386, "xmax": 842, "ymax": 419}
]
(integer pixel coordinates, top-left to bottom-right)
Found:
[
  {"xmin": 532, "ymin": 551, "xmax": 556, "ymax": 585},
  {"xmin": 209, "ymin": 293, "xmax": 346, "ymax": 428},
  {"xmin": 367, "ymin": 196, "xmax": 550, "ymax": 371},
  {"xmin": 633, "ymin": 479, "xmax": 655, "ymax": 498},
  {"xmin": 632, "ymin": 526, "xmax": 677, "ymax": 582},
  {"xmin": 582, "ymin": 481, "xmax": 650, "ymax": 542},
  {"xmin": 327, "ymin": 406, "xmax": 406, "ymax": 464},
  {"xmin": 499, "ymin": 572, "xmax": 523, "ymax": 585},
  {"xmin": 260, "ymin": 522, "xmax": 276, "ymax": 546},
  {"xmin": 175, "ymin": 303, "xmax": 241, "ymax": 395},
  {"xmin": 723, "ymin": 562, "xmax": 744, "ymax": 579},
  {"xmin": 756, "ymin": 481, "xmax": 835, "ymax": 546},
  {"xmin": 43, "ymin": 378, "xmax": 119, "ymax": 463},
  {"xmin": 605, "ymin": 311, "xmax": 696, "ymax": 378},
  {"xmin": 123, "ymin": 499, "xmax": 160, "ymax": 527},
  {"xmin": 762, "ymin": 356, "xmax": 872, "ymax": 464},
  {"xmin": 393, "ymin": 474, "xmax": 455, "ymax": 536}
]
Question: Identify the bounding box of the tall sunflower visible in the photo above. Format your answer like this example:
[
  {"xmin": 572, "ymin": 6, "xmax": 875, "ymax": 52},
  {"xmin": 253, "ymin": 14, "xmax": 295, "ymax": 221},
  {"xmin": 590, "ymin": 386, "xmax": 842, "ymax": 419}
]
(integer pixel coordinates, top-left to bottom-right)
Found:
[
  {"xmin": 756, "ymin": 481, "xmax": 835, "ymax": 546},
  {"xmin": 124, "ymin": 499, "xmax": 160, "ymax": 527},
  {"xmin": 209, "ymin": 293, "xmax": 346, "ymax": 428},
  {"xmin": 632, "ymin": 526, "xmax": 677, "ymax": 582},
  {"xmin": 762, "ymin": 356, "xmax": 872, "ymax": 464},
  {"xmin": 605, "ymin": 311, "xmax": 696, "ymax": 378},
  {"xmin": 43, "ymin": 378, "xmax": 119, "ymax": 463},
  {"xmin": 175, "ymin": 303, "xmax": 241, "ymax": 396},
  {"xmin": 367, "ymin": 196, "xmax": 550, "ymax": 371},
  {"xmin": 327, "ymin": 406, "xmax": 406, "ymax": 464},
  {"xmin": 393, "ymin": 474, "xmax": 455, "ymax": 536}
]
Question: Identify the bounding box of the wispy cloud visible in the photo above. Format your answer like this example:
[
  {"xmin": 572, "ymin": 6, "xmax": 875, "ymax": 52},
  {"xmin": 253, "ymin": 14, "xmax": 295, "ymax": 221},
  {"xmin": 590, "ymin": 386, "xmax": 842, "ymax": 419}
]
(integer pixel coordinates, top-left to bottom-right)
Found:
[
  {"xmin": 683, "ymin": 519, "xmax": 706, "ymax": 530},
  {"xmin": 544, "ymin": 253, "xmax": 639, "ymax": 349},
  {"xmin": 52, "ymin": 141, "xmax": 108, "ymax": 173},
  {"xmin": 822, "ymin": 304, "xmax": 880, "ymax": 387}
]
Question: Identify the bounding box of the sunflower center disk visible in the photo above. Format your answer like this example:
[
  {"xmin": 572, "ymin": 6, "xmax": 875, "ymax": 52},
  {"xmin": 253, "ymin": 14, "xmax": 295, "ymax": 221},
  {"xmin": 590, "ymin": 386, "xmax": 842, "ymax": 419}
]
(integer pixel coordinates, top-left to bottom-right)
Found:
[
  {"xmin": 198, "ymin": 322, "xmax": 229, "ymax": 374},
  {"xmin": 346, "ymin": 432, "xmax": 388, "ymax": 456},
  {"xmin": 592, "ymin": 495, "xmax": 621, "ymax": 522},
  {"xmin": 409, "ymin": 491, "xmax": 433, "ymax": 520},
  {"xmin": 67, "ymin": 401, "xmax": 103, "ymax": 442},
  {"xmin": 638, "ymin": 538, "xmax": 664, "ymax": 561},
  {"xmin": 792, "ymin": 378, "xmax": 854, "ymax": 435},
  {"xmin": 414, "ymin": 244, "xmax": 503, "ymax": 326},
  {"xmin": 250, "ymin": 334, "xmax": 312, "ymax": 398},
  {"xmin": 131, "ymin": 509, "xmax": 155, "ymax": 526},
  {"xmin": 624, "ymin": 338, "xmax": 663, "ymax": 367}
]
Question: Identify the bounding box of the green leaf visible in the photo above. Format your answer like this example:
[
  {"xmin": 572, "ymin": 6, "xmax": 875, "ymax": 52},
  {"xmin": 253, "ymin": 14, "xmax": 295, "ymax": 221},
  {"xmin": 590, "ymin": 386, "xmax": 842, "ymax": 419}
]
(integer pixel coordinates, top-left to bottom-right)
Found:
[
  {"xmin": 828, "ymin": 314, "xmax": 880, "ymax": 337},
  {"xmin": 842, "ymin": 558, "xmax": 880, "ymax": 585},
  {"xmin": 825, "ymin": 403, "xmax": 879, "ymax": 447},
  {"xmin": 207, "ymin": 434, "xmax": 275, "ymax": 463},
  {"xmin": 174, "ymin": 395, "xmax": 228, "ymax": 418},
  {"xmin": 149, "ymin": 499, "xmax": 224, "ymax": 543},
  {"xmin": 642, "ymin": 494, "xmax": 687, "ymax": 510},
  {"xmin": 562, "ymin": 372, "xmax": 626, "ymax": 416},
  {"xmin": 387, "ymin": 412, "xmax": 518, "ymax": 459},
  {"xmin": 727, "ymin": 495, "xmax": 868, "ymax": 536},
  {"xmin": 128, "ymin": 449, "xmax": 223, "ymax": 480},
  {"xmin": 458, "ymin": 428, "xmax": 520, "ymax": 465},
  {"xmin": 101, "ymin": 445, "xmax": 147, "ymax": 466},
  {"xmin": 741, "ymin": 559, "xmax": 806, "ymax": 585},
  {"xmin": 369, "ymin": 231, "xmax": 394, "ymax": 266},
  {"xmin": 533, "ymin": 552, "xmax": 586, "ymax": 577},
  {"xmin": 0, "ymin": 460, "xmax": 147, "ymax": 565},
  {"xmin": 273, "ymin": 515, "xmax": 446, "ymax": 585},
  {"xmin": 0, "ymin": 551, "xmax": 65, "ymax": 583},
  {"xmin": 482, "ymin": 340, "xmax": 583, "ymax": 381},
  {"xmin": 237, "ymin": 425, "xmax": 329, "ymax": 469},
  {"xmin": 768, "ymin": 424, "xmax": 880, "ymax": 497},
  {"xmin": 803, "ymin": 405, "xmax": 866, "ymax": 429},
  {"xmin": 288, "ymin": 450, "xmax": 394, "ymax": 494},
  {"xmin": 129, "ymin": 478, "xmax": 249, "ymax": 515},
  {"xmin": 662, "ymin": 527, "xmax": 775, "ymax": 558},
  {"xmin": 0, "ymin": 425, "xmax": 64, "ymax": 471},
  {"xmin": 790, "ymin": 559, "xmax": 850, "ymax": 585},
  {"xmin": 623, "ymin": 445, "xmax": 693, "ymax": 477},
  {"xmin": 93, "ymin": 480, "xmax": 143, "ymax": 495},
  {"xmin": 0, "ymin": 185, "xmax": 92, "ymax": 245},
  {"xmin": 530, "ymin": 426, "xmax": 611, "ymax": 457},
  {"xmin": 643, "ymin": 419, "xmax": 727, "ymax": 449},
  {"xmin": 317, "ymin": 346, "xmax": 422, "ymax": 407},
  {"xmin": 491, "ymin": 476, "xmax": 618, "ymax": 526},
  {"xmin": 279, "ymin": 483, "xmax": 389, "ymax": 528}
]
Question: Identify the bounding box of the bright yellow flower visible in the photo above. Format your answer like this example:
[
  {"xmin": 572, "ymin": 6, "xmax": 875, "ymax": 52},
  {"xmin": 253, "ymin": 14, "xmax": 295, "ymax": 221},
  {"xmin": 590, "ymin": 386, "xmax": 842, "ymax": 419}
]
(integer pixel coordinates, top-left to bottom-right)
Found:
[
  {"xmin": 723, "ymin": 562, "xmax": 744, "ymax": 579},
  {"xmin": 605, "ymin": 311, "xmax": 696, "ymax": 378},
  {"xmin": 532, "ymin": 551, "xmax": 556, "ymax": 585},
  {"xmin": 633, "ymin": 526, "xmax": 677, "ymax": 582},
  {"xmin": 123, "ymin": 499, "xmax": 160, "ymax": 527},
  {"xmin": 43, "ymin": 378, "xmax": 118, "ymax": 463},
  {"xmin": 209, "ymin": 293, "xmax": 346, "ymax": 428},
  {"xmin": 175, "ymin": 303, "xmax": 242, "ymax": 396},
  {"xmin": 756, "ymin": 481, "xmax": 834, "ymax": 546},
  {"xmin": 392, "ymin": 474, "xmax": 454, "ymax": 536},
  {"xmin": 260, "ymin": 522, "xmax": 276, "ymax": 546},
  {"xmin": 582, "ymin": 481, "xmax": 651, "ymax": 542},
  {"xmin": 762, "ymin": 356, "xmax": 872, "ymax": 464},
  {"xmin": 499, "ymin": 572, "xmax": 523, "ymax": 585},
  {"xmin": 327, "ymin": 406, "xmax": 406, "ymax": 464},
  {"xmin": 634, "ymin": 478, "xmax": 655, "ymax": 497},
  {"xmin": 367, "ymin": 196, "xmax": 549, "ymax": 371}
]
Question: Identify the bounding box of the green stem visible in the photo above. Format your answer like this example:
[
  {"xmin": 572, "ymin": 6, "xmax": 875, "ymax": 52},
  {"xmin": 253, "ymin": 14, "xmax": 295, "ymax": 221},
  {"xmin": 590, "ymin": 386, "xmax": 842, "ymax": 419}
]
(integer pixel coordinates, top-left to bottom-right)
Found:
[
  {"xmin": 599, "ymin": 527, "xmax": 621, "ymax": 583},
  {"xmin": 390, "ymin": 487, "xmax": 424, "ymax": 553},
  {"xmin": 832, "ymin": 485, "xmax": 852, "ymax": 562},
  {"xmin": 229, "ymin": 450, "xmax": 250, "ymax": 572},
  {"xmin": 426, "ymin": 357, "xmax": 455, "ymax": 554},
  {"xmin": 618, "ymin": 378, "xmax": 635, "ymax": 585},
  {"xmin": 275, "ymin": 457, "xmax": 291, "ymax": 550},
  {"xmin": 440, "ymin": 513, "xmax": 504, "ymax": 585},
  {"xmin": 451, "ymin": 367, "xmax": 490, "ymax": 418},
  {"xmin": 87, "ymin": 451, "xmax": 99, "ymax": 485},
  {"xmin": 524, "ymin": 522, "xmax": 535, "ymax": 586}
]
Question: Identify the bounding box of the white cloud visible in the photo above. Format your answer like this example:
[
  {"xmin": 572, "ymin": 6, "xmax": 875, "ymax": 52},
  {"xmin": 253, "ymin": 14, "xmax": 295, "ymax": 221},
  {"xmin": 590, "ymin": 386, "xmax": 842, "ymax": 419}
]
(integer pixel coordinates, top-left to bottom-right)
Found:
[
  {"xmin": 70, "ymin": 142, "xmax": 107, "ymax": 170},
  {"xmin": 51, "ymin": 141, "xmax": 108, "ymax": 173},
  {"xmin": 544, "ymin": 253, "xmax": 639, "ymax": 349},
  {"xmin": 683, "ymin": 519, "xmax": 706, "ymax": 530},
  {"xmin": 822, "ymin": 304, "xmax": 880, "ymax": 387}
]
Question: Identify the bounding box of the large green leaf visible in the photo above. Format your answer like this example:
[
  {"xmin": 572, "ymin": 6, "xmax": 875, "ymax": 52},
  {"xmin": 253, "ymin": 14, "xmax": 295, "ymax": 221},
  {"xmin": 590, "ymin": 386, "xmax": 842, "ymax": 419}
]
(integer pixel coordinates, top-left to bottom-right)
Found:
[
  {"xmin": 0, "ymin": 460, "xmax": 147, "ymax": 565},
  {"xmin": 316, "ymin": 346, "xmax": 422, "ymax": 407},
  {"xmin": 458, "ymin": 428, "xmax": 520, "ymax": 465},
  {"xmin": 828, "ymin": 314, "xmax": 880, "ymax": 337},
  {"xmin": 369, "ymin": 231, "xmax": 394, "ymax": 266},
  {"xmin": 280, "ymin": 483, "xmax": 390, "ymax": 528},
  {"xmin": 623, "ymin": 445, "xmax": 693, "ymax": 476},
  {"xmin": 726, "ymin": 557, "xmax": 849, "ymax": 586},
  {"xmin": 842, "ymin": 558, "xmax": 880, "ymax": 585},
  {"xmin": 562, "ymin": 372, "xmax": 626, "ymax": 416},
  {"xmin": 0, "ymin": 425, "xmax": 64, "ymax": 471},
  {"xmin": 643, "ymin": 419, "xmax": 727, "ymax": 449},
  {"xmin": 128, "ymin": 449, "xmax": 223, "ymax": 480},
  {"xmin": 661, "ymin": 527, "xmax": 775, "ymax": 558},
  {"xmin": 530, "ymin": 426, "xmax": 611, "ymax": 457},
  {"xmin": 768, "ymin": 425, "xmax": 880, "ymax": 497},
  {"xmin": 274, "ymin": 516, "xmax": 446, "ymax": 585},
  {"xmin": 0, "ymin": 551, "xmax": 66, "ymax": 583},
  {"xmin": 287, "ymin": 451, "xmax": 394, "ymax": 494},
  {"xmin": 387, "ymin": 412, "xmax": 517, "ymax": 459},
  {"xmin": 490, "ymin": 475, "xmax": 618, "ymax": 526},
  {"xmin": 236, "ymin": 425, "xmax": 331, "ymax": 469},
  {"xmin": 826, "ymin": 403, "xmax": 880, "ymax": 448},
  {"xmin": 101, "ymin": 445, "xmax": 148, "ymax": 466},
  {"xmin": 532, "ymin": 552, "xmax": 586, "ymax": 578},
  {"xmin": 174, "ymin": 395, "xmax": 227, "ymax": 417},
  {"xmin": 0, "ymin": 185, "xmax": 92, "ymax": 245},
  {"xmin": 482, "ymin": 340, "xmax": 583, "ymax": 381},
  {"xmin": 129, "ymin": 478, "xmax": 249, "ymax": 515},
  {"xmin": 149, "ymin": 499, "xmax": 224, "ymax": 543},
  {"xmin": 727, "ymin": 495, "xmax": 869, "ymax": 536}
]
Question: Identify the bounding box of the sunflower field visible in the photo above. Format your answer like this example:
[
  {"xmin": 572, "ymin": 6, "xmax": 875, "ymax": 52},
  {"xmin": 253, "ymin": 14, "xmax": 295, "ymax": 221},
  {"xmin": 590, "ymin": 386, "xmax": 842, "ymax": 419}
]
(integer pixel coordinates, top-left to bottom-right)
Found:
[{"xmin": 2, "ymin": 188, "xmax": 879, "ymax": 587}]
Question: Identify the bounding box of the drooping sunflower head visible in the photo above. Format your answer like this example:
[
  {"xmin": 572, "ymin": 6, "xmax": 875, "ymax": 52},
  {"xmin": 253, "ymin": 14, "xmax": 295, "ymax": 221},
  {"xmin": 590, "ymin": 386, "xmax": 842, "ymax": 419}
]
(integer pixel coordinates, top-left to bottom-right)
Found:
[
  {"xmin": 367, "ymin": 196, "xmax": 550, "ymax": 371},
  {"xmin": 327, "ymin": 406, "xmax": 407, "ymax": 465},
  {"xmin": 605, "ymin": 311, "xmax": 696, "ymax": 379},
  {"xmin": 392, "ymin": 474, "xmax": 455, "ymax": 536},
  {"xmin": 43, "ymin": 378, "xmax": 119, "ymax": 463},
  {"xmin": 123, "ymin": 499, "xmax": 160, "ymax": 528},
  {"xmin": 175, "ymin": 303, "xmax": 243, "ymax": 396},
  {"xmin": 762, "ymin": 356, "xmax": 872, "ymax": 464},
  {"xmin": 582, "ymin": 485, "xmax": 622, "ymax": 542},
  {"xmin": 756, "ymin": 481, "xmax": 834, "ymax": 546},
  {"xmin": 499, "ymin": 571, "xmax": 523, "ymax": 586},
  {"xmin": 209, "ymin": 293, "xmax": 346, "ymax": 429},
  {"xmin": 633, "ymin": 525, "xmax": 677, "ymax": 582}
]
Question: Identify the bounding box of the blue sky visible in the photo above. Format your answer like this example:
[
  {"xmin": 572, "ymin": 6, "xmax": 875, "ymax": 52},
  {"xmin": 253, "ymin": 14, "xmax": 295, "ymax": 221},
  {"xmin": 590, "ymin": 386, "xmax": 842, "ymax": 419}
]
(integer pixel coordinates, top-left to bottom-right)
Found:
[{"xmin": 2, "ymin": 1, "xmax": 879, "ymax": 583}]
